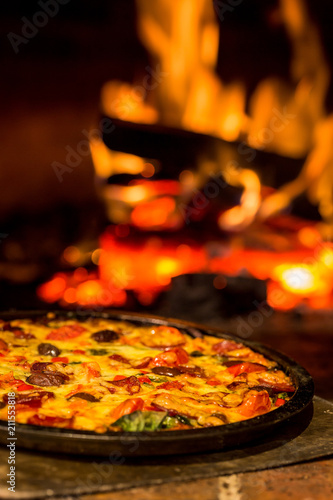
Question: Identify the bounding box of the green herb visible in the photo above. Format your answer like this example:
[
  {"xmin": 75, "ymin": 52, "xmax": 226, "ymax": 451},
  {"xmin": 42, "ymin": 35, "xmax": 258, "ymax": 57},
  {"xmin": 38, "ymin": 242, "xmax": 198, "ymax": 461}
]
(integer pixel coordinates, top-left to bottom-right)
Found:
[
  {"xmin": 69, "ymin": 361, "xmax": 82, "ymax": 365},
  {"xmin": 190, "ymin": 351, "xmax": 204, "ymax": 357},
  {"xmin": 89, "ymin": 349, "xmax": 108, "ymax": 356},
  {"xmin": 277, "ymin": 392, "xmax": 289, "ymax": 399},
  {"xmin": 216, "ymin": 355, "xmax": 229, "ymax": 363},
  {"xmin": 113, "ymin": 411, "xmax": 167, "ymax": 432},
  {"xmin": 176, "ymin": 414, "xmax": 192, "ymax": 425},
  {"xmin": 160, "ymin": 416, "xmax": 177, "ymax": 429},
  {"xmin": 147, "ymin": 376, "xmax": 168, "ymax": 383},
  {"xmin": 160, "ymin": 413, "xmax": 193, "ymax": 429}
]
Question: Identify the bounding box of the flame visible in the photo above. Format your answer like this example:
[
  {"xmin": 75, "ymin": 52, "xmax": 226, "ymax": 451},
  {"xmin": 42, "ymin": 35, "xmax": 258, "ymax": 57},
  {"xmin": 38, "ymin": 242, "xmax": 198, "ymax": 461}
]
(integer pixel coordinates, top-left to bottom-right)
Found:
[
  {"xmin": 101, "ymin": 81, "xmax": 158, "ymax": 124},
  {"xmin": 38, "ymin": 0, "xmax": 333, "ymax": 311},
  {"xmin": 218, "ymin": 168, "xmax": 261, "ymax": 231}
]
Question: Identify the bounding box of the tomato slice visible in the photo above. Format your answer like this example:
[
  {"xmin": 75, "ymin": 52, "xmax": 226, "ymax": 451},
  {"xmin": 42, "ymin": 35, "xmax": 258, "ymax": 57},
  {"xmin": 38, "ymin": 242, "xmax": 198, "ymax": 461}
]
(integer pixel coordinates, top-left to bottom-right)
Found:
[
  {"xmin": 65, "ymin": 384, "xmax": 84, "ymax": 398},
  {"xmin": 206, "ymin": 377, "xmax": 222, "ymax": 386},
  {"xmin": 138, "ymin": 376, "xmax": 152, "ymax": 384},
  {"xmin": 112, "ymin": 398, "xmax": 144, "ymax": 421},
  {"xmin": 16, "ymin": 383, "xmax": 35, "ymax": 391},
  {"xmin": 51, "ymin": 357, "xmax": 69, "ymax": 364},
  {"xmin": 46, "ymin": 324, "xmax": 86, "ymax": 341},
  {"xmin": 169, "ymin": 347, "xmax": 189, "ymax": 364},
  {"xmin": 73, "ymin": 349, "xmax": 85, "ymax": 355},
  {"xmin": 152, "ymin": 347, "xmax": 189, "ymax": 367},
  {"xmin": 82, "ymin": 362, "xmax": 101, "ymax": 380},
  {"xmin": 238, "ymin": 390, "xmax": 271, "ymax": 417},
  {"xmin": 227, "ymin": 362, "xmax": 267, "ymax": 376},
  {"xmin": 113, "ymin": 375, "xmax": 127, "ymax": 381},
  {"xmin": 275, "ymin": 398, "xmax": 286, "ymax": 407}
]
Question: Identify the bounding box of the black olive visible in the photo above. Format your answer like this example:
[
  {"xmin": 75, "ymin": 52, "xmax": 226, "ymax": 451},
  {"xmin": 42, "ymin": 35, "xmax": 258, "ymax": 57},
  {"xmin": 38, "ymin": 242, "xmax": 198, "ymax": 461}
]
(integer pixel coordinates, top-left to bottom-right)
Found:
[
  {"xmin": 91, "ymin": 330, "xmax": 119, "ymax": 343},
  {"xmin": 178, "ymin": 366, "xmax": 205, "ymax": 377},
  {"xmin": 26, "ymin": 372, "xmax": 66, "ymax": 387},
  {"xmin": 151, "ymin": 366, "xmax": 181, "ymax": 377},
  {"xmin": 31, "ymin": 362, "xmax": 52, "ymax": 372},
  {"xmin": 38, "ymin": 343, "xmax": 61, "ymax": 357},
  {"xmin": 68, "ymin": 392, "xmax": 100, "ymax": 402}
]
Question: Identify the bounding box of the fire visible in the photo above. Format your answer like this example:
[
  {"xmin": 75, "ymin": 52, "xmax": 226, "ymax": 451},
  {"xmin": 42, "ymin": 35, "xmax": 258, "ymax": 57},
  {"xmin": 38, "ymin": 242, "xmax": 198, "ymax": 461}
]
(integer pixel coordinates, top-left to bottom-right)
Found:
[
  {"xmin": 37, "ymin": 232, "xmax": 333, "ymax": 311},
  {"xmin": 37, "ymin": 1, "xmax": 333, "ymax": 313}
]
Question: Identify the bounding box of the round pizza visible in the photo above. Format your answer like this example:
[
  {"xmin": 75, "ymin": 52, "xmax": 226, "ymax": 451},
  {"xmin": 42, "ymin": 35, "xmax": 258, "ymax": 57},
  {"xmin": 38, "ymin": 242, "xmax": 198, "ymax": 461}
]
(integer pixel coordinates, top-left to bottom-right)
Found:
[{"xmin": 0, "ymin": 314, "xmax": 295, "ymax": 433}]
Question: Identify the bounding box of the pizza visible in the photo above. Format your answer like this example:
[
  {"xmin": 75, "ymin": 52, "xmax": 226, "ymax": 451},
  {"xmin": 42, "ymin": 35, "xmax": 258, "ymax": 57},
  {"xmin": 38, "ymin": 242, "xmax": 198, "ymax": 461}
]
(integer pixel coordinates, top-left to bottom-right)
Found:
[{"xmin": 0, "ymin": 314, "xmax": 295, "ymax": 433}]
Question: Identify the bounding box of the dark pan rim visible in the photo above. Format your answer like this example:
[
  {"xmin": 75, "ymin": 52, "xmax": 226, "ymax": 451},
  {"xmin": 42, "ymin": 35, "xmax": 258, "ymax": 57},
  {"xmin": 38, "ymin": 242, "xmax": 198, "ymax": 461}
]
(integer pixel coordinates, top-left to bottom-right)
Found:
[{"xmin": 0, "ymin": 309, "xmax": 314, "ymax": 454}]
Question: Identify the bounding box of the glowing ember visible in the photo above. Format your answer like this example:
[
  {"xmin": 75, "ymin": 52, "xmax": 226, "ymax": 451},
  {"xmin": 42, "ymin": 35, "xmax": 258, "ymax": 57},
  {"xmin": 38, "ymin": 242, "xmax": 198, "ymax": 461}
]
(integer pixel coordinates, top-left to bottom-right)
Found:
[{"xmin": 37, "ymin": 231, "xmax": 333, "ymax": 311}]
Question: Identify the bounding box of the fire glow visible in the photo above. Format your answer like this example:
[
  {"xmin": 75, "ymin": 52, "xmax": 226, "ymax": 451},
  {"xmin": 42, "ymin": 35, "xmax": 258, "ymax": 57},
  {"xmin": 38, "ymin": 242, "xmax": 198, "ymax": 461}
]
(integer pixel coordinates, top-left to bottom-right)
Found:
[
  {"xmin": 38, "ymin": 232, "xmax": 333, "ymax": 311},
  {"xmin": 38, "ymin": 0, "xmax": 333, "ymax": 313}
]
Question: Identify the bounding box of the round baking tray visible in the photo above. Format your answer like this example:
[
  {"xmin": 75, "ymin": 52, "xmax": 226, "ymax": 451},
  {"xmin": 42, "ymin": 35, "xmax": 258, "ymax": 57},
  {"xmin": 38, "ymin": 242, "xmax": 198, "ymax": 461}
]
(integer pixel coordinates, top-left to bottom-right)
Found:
[{"xmin": 0, "ymin": 310, "xmax": 314, "ymax": 456}]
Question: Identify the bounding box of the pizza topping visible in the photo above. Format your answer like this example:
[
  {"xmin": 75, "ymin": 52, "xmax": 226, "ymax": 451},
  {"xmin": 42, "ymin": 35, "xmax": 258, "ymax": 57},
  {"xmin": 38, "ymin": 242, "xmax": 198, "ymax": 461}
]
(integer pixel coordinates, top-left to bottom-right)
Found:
[
  {"xmin": 177, "ymin": 365, "xmax": 206, "ymax": 378},
  {"xmin": 46, "ymin": 324, "xmax": 86, "ymax": 341},
  {"xmin": 190, "ymin": 350, "xmax": 205, "ymax": 357},
  {"xmin": 140, "ymin": 326, "xmax": 185, "ymax": 348},
  {"xmin": 51, "ymin": 356, "xmax": 69, "ymax": 363},
  {"xmin": 237, "ymin": 390, "xmax": 271, "ymax": 417},
  {"xmin": 13, "ymin": 331, "xmax": 35, "ymax": 340},
  {"xmin": 109, "ymin": 354, "xmax": 130, "ymax": 364},
  {"xmin": 0, "ymin": 339, "xmax": 8, "ymax": 351},
  {"xmin": 226, "ymin": 362, "xmax": 267, "ymax": 376},
  {"xmin": 72, "ymin": 349, "xmax": 85, "ymax": 355},
  {"xmin": 151, "ymin": 347, "xmax": 189, "ymax": 367},
  {"xmin": 91, "ymin": 330, "xmax": 119, "ymax": 343},
  {"xmin": 203, "ymin": 413, "xmax": 228, "ymax": 426},
  {"xmin": 110, "ymin": 376, "xmax": 141, "ymax": 394},
  {"xmin": 31, "ymin": 362, "xmax": 52, "ymax": 372},
  {"xmin": 157, "ymin": 381, "xmax": 184, "ymax": 390},
  {"xmin": 16, "ymin": 383, "xmax": 35, "ymax": 391},
  {"xmin": 111, "ymin": 398, "xmax": 144, "ymax": 421},
  {"xmin": 151, "ymin": 393, "xmax": 192, "ymax": 418},
  {"xmin": 3, "ymin": 391, "xmax": 54, "ymax": 407},
  {"xmin": 213, "ymin": 340, "xmax": 243, "ymax": 354},
  {"xmin": 255, "ymin": 371, "xmax": 295, "ymax": 393},
  {"xmin": 113, "ymin": 410, "xmax": 168, "ymax": 431},
  {"xmin": 221, "ymin": 393, "xmax": 244, "ymax": 408},
  {"xmin": 38, "ymin": 343, "xmax": 61, "ymax": 357},
  {"xmin": 131, "ymin": 357, "xmax": 152, "ymax": 369},
  {"xmin": 206, "ymin": 377, "xmax": 222, "ymax": 386},
  {"xmin": 151, "ymin": 366, "xmax": 181, "ymax": 377},
  {"xmin": 227, "ymin": 381, "xmax": 248, "ymax": 391},
  {"xmin": 27, "ymin": 414, "xmax": 73, "ymax": 428},
  {"xmin": 68, "ymin": 392, "xmax": 100, "ymax": 402},
  {"xmin": 81, "ymin": 362, "xmax": 101, "ymax": 380},
  {"xmin": 26, "ymin": 372, "xmax": 68, "ymax": 387},
  {"xmin": 250, "ymin": 384, "xmax": 275, "ymax": 397}
]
